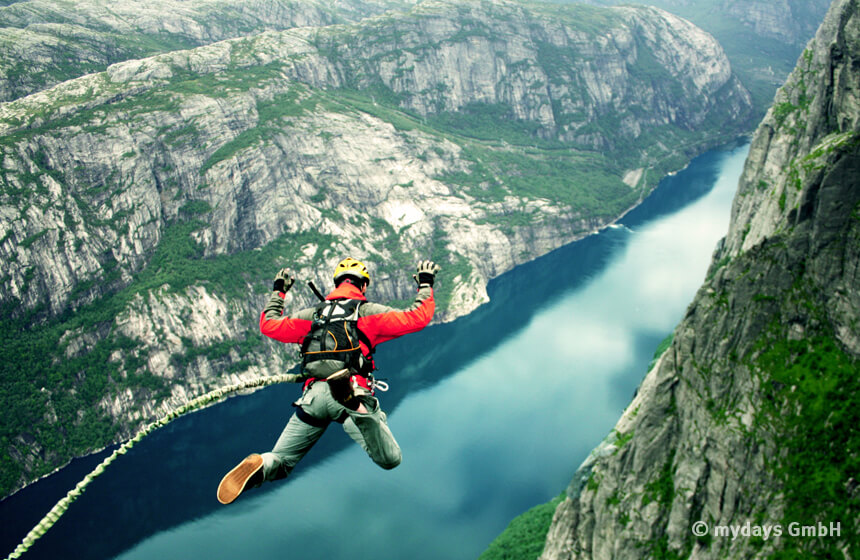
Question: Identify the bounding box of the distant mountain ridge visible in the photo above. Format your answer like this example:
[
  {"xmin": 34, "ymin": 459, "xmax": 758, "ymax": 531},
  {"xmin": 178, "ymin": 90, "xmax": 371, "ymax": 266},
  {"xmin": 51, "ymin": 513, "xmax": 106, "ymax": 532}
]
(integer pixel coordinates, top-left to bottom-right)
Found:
[{"xmin": 0, "ymin": 0, "xmax": 417, "ymax": 101}]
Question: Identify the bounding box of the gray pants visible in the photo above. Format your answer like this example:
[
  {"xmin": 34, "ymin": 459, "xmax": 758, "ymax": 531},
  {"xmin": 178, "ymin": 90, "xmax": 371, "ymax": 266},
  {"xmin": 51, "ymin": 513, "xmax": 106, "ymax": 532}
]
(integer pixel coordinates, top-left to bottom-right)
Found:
[{"xmin": 260, "ymin": 381, "xmax": 402, "ymax": 481}]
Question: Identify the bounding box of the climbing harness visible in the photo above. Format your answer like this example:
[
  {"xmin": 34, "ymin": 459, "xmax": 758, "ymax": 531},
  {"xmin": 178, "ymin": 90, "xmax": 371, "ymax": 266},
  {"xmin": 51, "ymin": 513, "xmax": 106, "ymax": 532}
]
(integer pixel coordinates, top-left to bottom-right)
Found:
[{"xmin": 4, "ymin": 372, "xmax": 302, "ymax": 560}]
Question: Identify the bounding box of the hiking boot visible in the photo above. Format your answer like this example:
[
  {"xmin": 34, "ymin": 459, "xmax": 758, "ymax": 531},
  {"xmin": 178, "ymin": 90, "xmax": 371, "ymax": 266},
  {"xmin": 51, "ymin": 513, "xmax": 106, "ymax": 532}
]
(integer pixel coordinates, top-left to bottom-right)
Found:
[{"xmin": 217, "ymin": 454, "xmax": 264, "ymax": 505}]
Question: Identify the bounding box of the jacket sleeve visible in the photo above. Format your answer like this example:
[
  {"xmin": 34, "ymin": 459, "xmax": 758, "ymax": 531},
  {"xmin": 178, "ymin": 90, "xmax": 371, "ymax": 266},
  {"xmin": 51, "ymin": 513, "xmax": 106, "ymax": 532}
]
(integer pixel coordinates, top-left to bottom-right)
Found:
[
  {"xmin": 259, "ymin": 291, "xmax": 315, "ymax": 344},
  {"xmin": 358, "ymin": 286, "xmax": 435, "ymax": 347}
]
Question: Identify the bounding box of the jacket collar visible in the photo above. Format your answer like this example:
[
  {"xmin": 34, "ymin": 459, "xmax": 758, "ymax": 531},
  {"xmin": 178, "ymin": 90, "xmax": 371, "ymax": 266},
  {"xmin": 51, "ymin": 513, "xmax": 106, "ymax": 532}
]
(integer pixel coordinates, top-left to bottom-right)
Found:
[{"xmin": 326, "ymin": 282, "xmax": 367, "ymax": 301}]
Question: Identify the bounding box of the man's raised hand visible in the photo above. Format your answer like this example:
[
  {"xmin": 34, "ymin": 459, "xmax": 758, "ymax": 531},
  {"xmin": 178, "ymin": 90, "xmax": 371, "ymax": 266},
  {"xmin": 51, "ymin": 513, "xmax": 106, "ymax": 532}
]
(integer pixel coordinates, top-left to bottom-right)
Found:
[
  {"xmin": 273, "ymin": 268, "xmax": 295, "ymax": 293},
  {"xmin": 413, "ymin": 260, "xmax": 441, "ymax": 287}
]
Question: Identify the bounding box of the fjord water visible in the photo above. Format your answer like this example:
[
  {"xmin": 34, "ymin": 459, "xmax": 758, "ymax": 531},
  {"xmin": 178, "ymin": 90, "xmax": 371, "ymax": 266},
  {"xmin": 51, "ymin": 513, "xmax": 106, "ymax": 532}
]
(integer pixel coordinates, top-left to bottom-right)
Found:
[{"xmin": 1, "ymin": 143, "xmax": 749, "ymax": 560}]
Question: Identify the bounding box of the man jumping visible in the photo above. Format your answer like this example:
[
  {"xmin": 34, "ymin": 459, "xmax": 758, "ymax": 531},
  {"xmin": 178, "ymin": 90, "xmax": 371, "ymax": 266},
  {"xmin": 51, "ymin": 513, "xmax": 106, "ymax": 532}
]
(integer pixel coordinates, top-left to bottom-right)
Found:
[{"xmin": 217, "ymin": 257, "xmax": 440, "ymax": 504}]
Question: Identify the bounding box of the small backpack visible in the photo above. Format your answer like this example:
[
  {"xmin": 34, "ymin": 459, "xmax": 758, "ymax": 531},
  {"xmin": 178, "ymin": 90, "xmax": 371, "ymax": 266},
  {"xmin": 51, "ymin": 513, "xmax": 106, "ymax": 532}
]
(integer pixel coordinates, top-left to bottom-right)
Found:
[{"xmin": 300, "ymin": 299, "xmax": 372, "ymax": 377}]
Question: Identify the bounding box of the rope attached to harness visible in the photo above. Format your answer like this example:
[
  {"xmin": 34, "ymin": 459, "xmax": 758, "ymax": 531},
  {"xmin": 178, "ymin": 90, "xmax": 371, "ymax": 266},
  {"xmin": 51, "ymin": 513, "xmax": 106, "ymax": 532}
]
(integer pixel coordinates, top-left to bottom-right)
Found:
[{"xmin": 4, "ymin": 372, "xmax": 302, "ymax": 560}]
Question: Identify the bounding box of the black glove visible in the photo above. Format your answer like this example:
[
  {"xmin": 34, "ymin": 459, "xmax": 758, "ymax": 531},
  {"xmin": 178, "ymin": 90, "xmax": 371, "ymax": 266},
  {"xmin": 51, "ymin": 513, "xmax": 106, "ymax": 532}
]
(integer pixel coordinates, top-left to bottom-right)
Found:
[
  {"xmin": 413, "ymin": 260, "xmax": 441, "ymax": 287},
  {"xmin": 273, "ymin": 268, "xmax": 295, "ymax": 293}
]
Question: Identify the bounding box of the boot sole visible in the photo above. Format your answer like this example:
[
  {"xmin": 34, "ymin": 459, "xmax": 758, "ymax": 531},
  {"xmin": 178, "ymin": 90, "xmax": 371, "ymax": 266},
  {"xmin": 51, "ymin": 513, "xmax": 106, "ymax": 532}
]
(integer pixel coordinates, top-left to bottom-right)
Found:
[{"xmin": 217, "ymin": 454, "xmax": 263, "ymax": 505}]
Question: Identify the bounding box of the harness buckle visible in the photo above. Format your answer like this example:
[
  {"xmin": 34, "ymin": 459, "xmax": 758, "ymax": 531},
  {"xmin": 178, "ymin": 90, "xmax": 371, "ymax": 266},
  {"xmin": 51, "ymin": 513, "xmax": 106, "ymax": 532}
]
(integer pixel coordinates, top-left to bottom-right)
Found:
[{"xmin": 371, "ymin": 378, "xmax": 389, "ymax": 392}]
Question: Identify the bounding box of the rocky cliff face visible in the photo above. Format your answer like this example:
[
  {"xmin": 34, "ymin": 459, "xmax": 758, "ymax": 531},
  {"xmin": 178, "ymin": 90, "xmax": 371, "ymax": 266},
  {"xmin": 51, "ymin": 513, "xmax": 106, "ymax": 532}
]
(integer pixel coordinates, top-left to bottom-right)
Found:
[
  {"xmin": 722, "ymin": 0, "xmax": 832, "ymax": 45},
  {"xmin": 540, "ymin": 0, "xmax": 859, "ymax": 557},
  {"xmin": 0, "ymin": 0, "xmax": 416, "ymax": 102},
  {"xmin": 581, "ymin": 0, "xmax": 830, "ymax": 48},
  {"xmin": 579, "ymin": 0, "xmax": 832, "ymax": 115},
  {"xmin": 0, "ymin": 0, "xmax": 754, "ymax": 497}
]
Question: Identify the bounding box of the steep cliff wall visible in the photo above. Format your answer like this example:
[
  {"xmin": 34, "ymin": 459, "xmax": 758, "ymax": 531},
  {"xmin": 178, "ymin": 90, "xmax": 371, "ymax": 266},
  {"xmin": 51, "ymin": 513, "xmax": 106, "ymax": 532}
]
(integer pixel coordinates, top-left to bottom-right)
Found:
[
  {"xmin": 722, "ymin": 0, "xmax": 832, "ymax": 45},
  {"xmin": 0, "ymin": 0, "xmax": 754, "ymax": 497},
  {"xmin": 541, "ymin": 0, "xmax": 859, "ymax": 557},
  {"xmin": 579, "ymin": 0, "xmax": 832, "ymax": 114},
  {"xmin": 580, "ymin": 0, "xmax": 829, "ymax": 48}
]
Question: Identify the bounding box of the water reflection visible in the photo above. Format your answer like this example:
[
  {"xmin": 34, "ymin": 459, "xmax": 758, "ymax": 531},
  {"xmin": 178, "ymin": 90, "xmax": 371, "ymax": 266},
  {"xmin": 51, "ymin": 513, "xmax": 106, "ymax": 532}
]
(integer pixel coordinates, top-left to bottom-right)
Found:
[{"xmin": 0, "ymin": 144, "xmax": 749, "ymax": 560}]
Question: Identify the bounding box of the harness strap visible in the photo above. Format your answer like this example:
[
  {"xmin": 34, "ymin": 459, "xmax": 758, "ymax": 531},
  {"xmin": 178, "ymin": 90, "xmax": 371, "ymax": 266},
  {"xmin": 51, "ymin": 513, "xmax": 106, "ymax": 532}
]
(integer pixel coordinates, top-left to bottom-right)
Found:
[
  {"xmin": 295, "ymin": 406, "xmax": 330, "ymax": 428},
  {"xmin": 307, "ymin": 281, "xmax": 326, "ymax": 302}
]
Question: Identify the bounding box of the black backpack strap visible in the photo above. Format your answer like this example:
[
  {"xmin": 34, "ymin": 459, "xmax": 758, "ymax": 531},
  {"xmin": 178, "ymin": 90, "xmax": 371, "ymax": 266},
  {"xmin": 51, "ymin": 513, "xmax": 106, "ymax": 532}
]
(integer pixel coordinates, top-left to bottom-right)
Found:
[
  {"xmin": 352, "ymin": 302, "xmax": 375, "ymax": 373},
  {"xmin": 318, "ymin": 299, "xmax": 338, "ymax": 352},
  {"xmin": 308, "ymin": 281, "xmax": 326, "ymax": 302},
  {"xmin": 300, "ymin": 301, "xmax": 330, "ymax": 359},
  {"xmin": 357, "ymin": 329, "xmax": 375, "ymax": 355}
]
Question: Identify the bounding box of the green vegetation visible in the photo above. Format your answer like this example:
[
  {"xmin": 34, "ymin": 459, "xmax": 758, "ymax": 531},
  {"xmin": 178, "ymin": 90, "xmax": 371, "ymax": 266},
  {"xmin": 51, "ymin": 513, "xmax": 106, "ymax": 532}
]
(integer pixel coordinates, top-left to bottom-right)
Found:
[
  {"xmin": 523, "ymin": 1, "xmax": 617, "ymax": 35},
  {"xmin": 627, "ymin": 37, "xmax": 675, "ymax": 87},
  {"xmin": 586, "ymin": 470, "xmax": 600, "ymax": 492},
  {"xmin": 754, "ymin": 332, "xmax": 859, "ymax": 559},
  {"xmin": 0, "ymin": 61, "xmax": 293, "ymax": 153},
  {"xmin": 432, "ymin": 252, "xmax": 473, "ymax": 313},
  {"xmin": 478, "ymin": 494, "xmax": 564, "ymax": 560},
  {"xmin": 614, "ymin": 429, "xmax": 634, "ymax": 450},
  {"xmin": 0, "ymin": 7, "xmax": 265, "ymax": 103},
  {"xmin": 19, "ymin": 228, "xmax": 49, "ymax": 249},
  {"xmin": 638, "ymin": 450, "xmax": 688, "ymax": 560},
  {"xmin": 425, "ymin": 102, "xmax": 555, "ymax": 146},
  {"xmin": 178, "ymin": 200, "xmax": 212, "ymax": 216},
  {"xmin": 772, "ymin": 101, "xmax": 799, "ymax": 130},
  {"xmin": 698, "ymin": 224, "xmax": 860, "ymax": 558},
  {"xmin": 641, "ymin": 449, "xmax": 675, "ymax": 508},
  {"xmin": 168, "ymin": 62, "xmax": 285, "ymax": 99},
  {"xmin": 647, "ymin": 332, "xmax": 674, "ymax": 372},
  {"xmin": 441, "ymin": 143, "xmax": 638, "ymax": 216},
  {"xmin": 199, "ymin": 83, "xmax": 317, "ymax": 175},
  {"xmin": 316, "ymin": 88, "xmax": 653, "ymax": 220}
]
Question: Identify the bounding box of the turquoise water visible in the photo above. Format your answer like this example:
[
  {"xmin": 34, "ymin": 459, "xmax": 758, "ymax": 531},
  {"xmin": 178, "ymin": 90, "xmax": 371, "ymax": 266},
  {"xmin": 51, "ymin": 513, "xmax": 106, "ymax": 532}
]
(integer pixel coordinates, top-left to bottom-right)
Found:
[{"xmin": 1, "ymin": 143, "xmax": 749, "ymax": 560}]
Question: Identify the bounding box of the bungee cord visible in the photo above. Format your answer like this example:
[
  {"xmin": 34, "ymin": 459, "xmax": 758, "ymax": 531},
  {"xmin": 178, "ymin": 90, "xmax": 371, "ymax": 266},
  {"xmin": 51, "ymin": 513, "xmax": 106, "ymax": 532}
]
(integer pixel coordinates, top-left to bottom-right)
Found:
[{"xmin": 4, "ymin": 372, "xmax": 302, "ymax": 560}]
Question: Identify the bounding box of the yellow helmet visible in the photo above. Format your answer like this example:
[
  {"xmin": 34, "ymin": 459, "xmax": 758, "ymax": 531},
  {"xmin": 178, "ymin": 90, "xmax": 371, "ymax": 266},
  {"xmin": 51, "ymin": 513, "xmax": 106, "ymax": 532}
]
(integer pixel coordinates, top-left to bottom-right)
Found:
[{"xmin": 333, "ymin": 257, "xmax": 370, "ymax": 286}]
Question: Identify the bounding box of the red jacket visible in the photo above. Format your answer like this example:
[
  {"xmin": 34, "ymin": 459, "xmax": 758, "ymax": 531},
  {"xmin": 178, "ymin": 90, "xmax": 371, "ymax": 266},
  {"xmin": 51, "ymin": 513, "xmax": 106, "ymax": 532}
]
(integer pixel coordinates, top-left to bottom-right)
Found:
[{"xmin": 259, "ymin": 282, "xmax": 435, "ymax": 374}]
